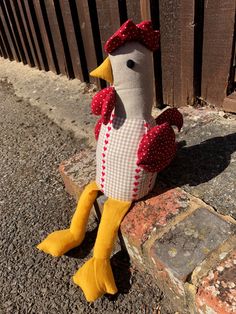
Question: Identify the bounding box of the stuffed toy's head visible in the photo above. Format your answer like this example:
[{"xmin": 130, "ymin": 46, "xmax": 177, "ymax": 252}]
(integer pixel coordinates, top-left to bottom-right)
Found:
[{"xmin": 91, "ymin": 20, "xmax": 160, "ymax": 119}]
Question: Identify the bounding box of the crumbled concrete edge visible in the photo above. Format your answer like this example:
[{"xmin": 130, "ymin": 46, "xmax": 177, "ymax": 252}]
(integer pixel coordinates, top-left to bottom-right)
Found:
[
  {"xmin": 0, "ymin": 58, "xmax": 98, "ymax": 146},
  {"xmin": 2, "ymin": 58, "xmax": 235, "ymax": 149}
]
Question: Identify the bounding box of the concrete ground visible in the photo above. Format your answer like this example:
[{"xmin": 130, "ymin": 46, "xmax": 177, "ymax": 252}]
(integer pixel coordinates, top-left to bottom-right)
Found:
[
  {"xmin": 160, "ymin": 107, "xmax": 236, "ymax": 220},
  {"xmin": 0, "ymin": 79, "xmax": 170, "ymax": 313}
]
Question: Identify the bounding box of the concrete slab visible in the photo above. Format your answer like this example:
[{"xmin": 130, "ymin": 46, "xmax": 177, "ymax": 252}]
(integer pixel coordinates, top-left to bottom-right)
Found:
[
  {"xmin": 159, "ymin": 108, "xmax": 236, "ymax": 219},
  {"xmin": 59, "ymin": 149, "xmax": 96, "ymax": 200}
]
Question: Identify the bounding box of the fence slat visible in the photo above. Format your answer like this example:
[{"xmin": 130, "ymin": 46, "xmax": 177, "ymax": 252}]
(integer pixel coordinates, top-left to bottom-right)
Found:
[
  {"xmin": 33, "ymin": 0, "xmax": 57, "ymax": 74},
  {"xmin": 180, "ymin": 0, "xmax": 194, "ymax": 106},
  {"xmin": 95, "ymin": 0, "xmax": 120, "ymax": 59},
  {"xmin": 75, "ymin": 0, "xmax": 98, "ymax": 83},
  {"xmin": 159, "ymin": 0, "xmax": 194, "ymax": 106},
  {"xmin": 0, "ymin": 24, "xmax": 13, "ymax": 59},
  {"xmin": 17, "ymin": 0, "xmax": 40, "ymax": 69},
  {"xmin": 158, "ymin": 0, "xmax": 180, "ymax": 106},
  {"xmin": 201, "ymin": 0, "xmax": 235, "ymax": 107},
  {"xmin": 59, "ymin": 0, "xmax": 84, "ymax": 80},
  {"xmin": 44, "ymin": 0, "xmax": 67, "ymax": 76},
  {"xmin": 157, "ymin": 0, "xmax": 179, "ymax": 106},
  {"xmin": 3, "ymin": 0, "xmax": 27, "ymax": 63},
  {"xmin": 0, "ymin": 2, "xmax": 21, "ymax": 62},
  {"xmin": 24, "ymin": 0, "xmax": 47, "ymax": 71},
  {"xmin": 9, "ymin": 0, "xmax": 34, "ymax": 66},
  {"xmin": 140, "ymin": 0, "xmax": 163, "ymax": 107},
  {"xmin": 0, "ymin": 39, "xmax": 4, "ymax": 57},
  {"xmin": 140, "ymin": 0, "xmax": 151, "ymax": 20},
  {"xmin": 0, "ymin": 33, "xmax": 5, "ymax": 58},
  {"xmin": 126, "ymin": 0, "xmax": 141, "ymax": 23}
]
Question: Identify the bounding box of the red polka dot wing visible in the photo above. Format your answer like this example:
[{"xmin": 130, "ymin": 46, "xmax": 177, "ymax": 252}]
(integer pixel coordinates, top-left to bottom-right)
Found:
[
  {"xmin": 155, "ymin": 108, "xmax": 183, "ymax": 132},
  {"xmin": 100, "ymin": 87, "xmax": 116, "ymax": 125},
  {"xmin": 91, "ymin": 87, "xmax": 116, "ymax": 140},
  {"xmin": 94, "ymin": 118, "xmax": 103, "ymax": 141},
  {"xmin": 137, "ymin": 122, "xmax": 177, "ymax": 173}
]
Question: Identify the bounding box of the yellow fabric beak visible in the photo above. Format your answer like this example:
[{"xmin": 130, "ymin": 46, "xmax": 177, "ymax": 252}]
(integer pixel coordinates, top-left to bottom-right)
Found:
[{"xmin": 90, "ymin": 57, "xmax": 113, "ymax": 84}]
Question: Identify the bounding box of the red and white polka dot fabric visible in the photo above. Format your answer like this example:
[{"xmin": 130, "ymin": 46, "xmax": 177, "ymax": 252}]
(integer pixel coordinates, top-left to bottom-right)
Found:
[
  {"xmin": 104, "ymin": 20, "xmax": 160, "ymax": 54},
  {"xmin": 137, "ymin": 122, "xmax": 177, "ymax": 173},
  {"xmin": 137, "ymin": 108, "xmax": 184, "ymax": 172},
  {"xmin": 91, "ymin": 87, "xmax": 116, "ymax": 124}
]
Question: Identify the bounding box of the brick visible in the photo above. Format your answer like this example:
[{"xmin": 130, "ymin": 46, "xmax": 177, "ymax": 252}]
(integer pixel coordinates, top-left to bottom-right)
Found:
[
  {"xmin": 196, "ymin": 250, "xmax": 236, "ymax": 314},
  {"xmin": 149, "ymin": 208, "xmax": 235, "ymax": 311},
  {"xmin": 120, "ymin": 186, "xmax": 189, "ymax": 267},
  {"xmin": 192, "ymin": 235, "xmax": 236, "ymax": 287},
  {"xmin": 223, "ymin": 92, "xmax": 236, "ymax": 113},
  {"xmin": 59, "ymin": 149, "xmax": 96, "ymax": 200}
]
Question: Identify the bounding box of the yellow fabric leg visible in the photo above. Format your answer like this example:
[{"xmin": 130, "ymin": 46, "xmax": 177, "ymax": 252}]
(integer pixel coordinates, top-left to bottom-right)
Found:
[
  {"xmin": 37, "ymin": 181, "xmax": 100, "ymax": 257},
  {"xmin": 73, "ymin": 198, "xmax": 131, "ymax": 302},
  {"xmin": 70, "ymin": 181, "xmax": 100, "ymax": 238}
]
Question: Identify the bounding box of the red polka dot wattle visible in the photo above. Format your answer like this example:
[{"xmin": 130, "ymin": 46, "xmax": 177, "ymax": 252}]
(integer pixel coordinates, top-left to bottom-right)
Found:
[{"xmin": 91, "ymin": 87, "xmax": 116, "ymax": 140}]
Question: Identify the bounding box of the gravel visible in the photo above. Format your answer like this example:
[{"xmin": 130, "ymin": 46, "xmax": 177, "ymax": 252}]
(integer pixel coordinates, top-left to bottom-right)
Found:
[{"xmin": 0, "ymin": 80, "xmax": 170, "ymax": 314}]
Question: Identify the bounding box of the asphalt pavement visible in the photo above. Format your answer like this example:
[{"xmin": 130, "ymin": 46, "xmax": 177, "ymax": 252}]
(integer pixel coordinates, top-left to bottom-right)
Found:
[{"xmin": 0, "ymin": 80, "xmax": 170, "ymax": 314}]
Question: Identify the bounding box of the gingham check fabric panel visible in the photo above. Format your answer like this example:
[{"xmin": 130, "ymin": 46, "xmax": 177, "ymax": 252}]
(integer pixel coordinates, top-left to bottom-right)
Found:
[{"xmin": 96, "ymin": 115, "xmax": 157, "ymax": 201}]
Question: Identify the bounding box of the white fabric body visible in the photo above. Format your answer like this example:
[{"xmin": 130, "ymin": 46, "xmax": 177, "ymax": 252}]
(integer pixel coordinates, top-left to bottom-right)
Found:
[
  {"xmin": 96, "ymin": 115, "xmax": 157, "ymax": 201},
  {"xmin": 109, "ymin": 42, "xmax": 154, "ymax": 119},
  {"xmin": 96, "ymin": 42, "xmax": 157, "ymax": 201}
]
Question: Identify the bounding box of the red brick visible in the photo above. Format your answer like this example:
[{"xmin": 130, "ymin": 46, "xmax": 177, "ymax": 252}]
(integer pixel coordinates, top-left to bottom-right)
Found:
[
  {"xmin": 196, "ymin": 250, "xmax": 236, "ymax": 314},
  {"xmin": 121, "ymin": 186, "xmax": 189, "ymax": 248},
  {"xmin": 120, "ymin": 186, "xmax": 189, "ymax": 270},
  {"xmin": 59, "ymin": 162, "xmax": 80, "ymax": 200}
]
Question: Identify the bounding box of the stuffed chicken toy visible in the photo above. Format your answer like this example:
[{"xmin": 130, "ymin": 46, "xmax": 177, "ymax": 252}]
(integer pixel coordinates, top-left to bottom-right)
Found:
[{"xmin": 37, "ymin": 20, "xmax": 183, "ymax": 302}]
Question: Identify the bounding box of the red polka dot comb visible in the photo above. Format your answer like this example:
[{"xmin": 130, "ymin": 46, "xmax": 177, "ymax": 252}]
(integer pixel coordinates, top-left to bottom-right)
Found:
[{"xmin": 104, "ymin": 19, "xmax": 160, "ymax": 53}]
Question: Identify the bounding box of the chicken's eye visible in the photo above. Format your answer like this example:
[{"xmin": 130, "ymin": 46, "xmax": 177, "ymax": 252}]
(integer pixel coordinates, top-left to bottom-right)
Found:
[{"xmin": 126, "ymin": 59, "xmax": 135, "ymax": 69}]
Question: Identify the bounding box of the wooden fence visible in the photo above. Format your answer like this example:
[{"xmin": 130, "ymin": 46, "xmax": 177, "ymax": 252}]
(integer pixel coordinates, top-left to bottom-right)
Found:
[{"xmin": 0, "ymin": 0, "xmax": 235, "ymax": 111}]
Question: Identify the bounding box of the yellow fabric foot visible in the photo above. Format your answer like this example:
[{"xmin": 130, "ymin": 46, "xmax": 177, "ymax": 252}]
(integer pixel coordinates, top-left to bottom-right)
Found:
[
  {"xmin": 37, "ymin": 229, "xmax": 81, "ymax": 257},
  {"xmin": 74, "ymin": 198, "xmax": 131, "ymax": 302},
  {"xmin": 37, "ymin": 181, "xmax": 100, "ymax": 257},
  {"xmin": 73, "ymin": 257, "xmax": 117, "ymax": 302}
]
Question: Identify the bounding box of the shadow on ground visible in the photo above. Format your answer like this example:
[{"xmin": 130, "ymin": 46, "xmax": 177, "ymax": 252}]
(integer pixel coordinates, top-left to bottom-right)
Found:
[
  {"xmin": 158, "ymin": 132, "xmax": 236, "ymax": 187},
  {"xmin": 65, "ymin": 227, "xmax": 98, "ymax": 259}
]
